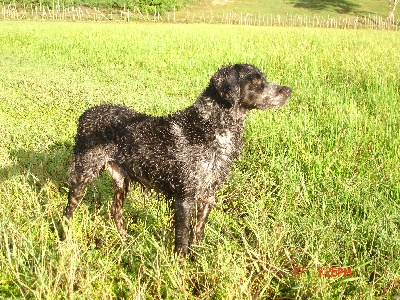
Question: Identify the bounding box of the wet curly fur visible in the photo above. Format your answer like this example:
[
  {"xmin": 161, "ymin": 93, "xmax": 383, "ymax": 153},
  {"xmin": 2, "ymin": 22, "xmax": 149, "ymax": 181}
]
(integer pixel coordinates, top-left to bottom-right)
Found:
[{"xmin": 60, "ymin": 64, "xmax": 292, "ymax": 256}]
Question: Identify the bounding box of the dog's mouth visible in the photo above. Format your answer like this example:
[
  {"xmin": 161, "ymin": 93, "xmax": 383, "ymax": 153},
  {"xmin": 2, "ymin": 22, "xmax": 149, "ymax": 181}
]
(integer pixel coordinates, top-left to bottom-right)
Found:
[
  {"xmin": 239, "ymin": 82, "xmax": 292, "ymax": 110},
  {"xmin": 280, "ymin": 86, "xmax": 292, "ymax": 97},
  {"xmin": 267, "ymin": 85, "xmax": 292, "ymax": 108}
]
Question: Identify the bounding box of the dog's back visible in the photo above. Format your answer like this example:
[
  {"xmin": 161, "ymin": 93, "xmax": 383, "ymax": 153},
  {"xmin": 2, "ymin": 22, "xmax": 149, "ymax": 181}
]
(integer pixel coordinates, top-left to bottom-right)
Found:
[{"xmin": 74, "ymin": 104, "xmax": 147, "ymax": 156}]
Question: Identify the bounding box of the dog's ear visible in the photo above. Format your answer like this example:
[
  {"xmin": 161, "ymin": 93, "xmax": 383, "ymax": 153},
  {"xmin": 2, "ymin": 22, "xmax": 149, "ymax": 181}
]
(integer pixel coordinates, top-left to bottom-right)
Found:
[{"xmin": 211, "ymin": 65, "xmax": 240, "ymax": 108}]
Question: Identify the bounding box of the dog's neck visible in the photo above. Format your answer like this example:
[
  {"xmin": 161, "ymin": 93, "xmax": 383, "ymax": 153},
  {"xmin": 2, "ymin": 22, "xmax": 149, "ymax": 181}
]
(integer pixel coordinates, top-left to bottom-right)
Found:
[{"xmin": 191, "ymin": 87, "xmax": 250, "ymax": 126}]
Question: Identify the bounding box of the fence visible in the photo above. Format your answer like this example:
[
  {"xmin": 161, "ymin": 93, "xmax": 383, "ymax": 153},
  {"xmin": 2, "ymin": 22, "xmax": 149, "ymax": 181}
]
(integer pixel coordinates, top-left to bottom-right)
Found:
[
  {"xmin": 1, "ymin": 2, "xmax": 399, "ymax": 30},
  {"xmin": 173, "ymin": 10, "xmax": 400, "ymax": 30}
]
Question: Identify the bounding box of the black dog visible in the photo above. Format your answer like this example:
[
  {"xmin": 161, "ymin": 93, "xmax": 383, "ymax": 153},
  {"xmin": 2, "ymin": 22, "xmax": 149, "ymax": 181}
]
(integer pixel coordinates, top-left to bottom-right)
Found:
[{"xmin": 61, "ymin": 64, "xmax": 292, "ymax": 256}]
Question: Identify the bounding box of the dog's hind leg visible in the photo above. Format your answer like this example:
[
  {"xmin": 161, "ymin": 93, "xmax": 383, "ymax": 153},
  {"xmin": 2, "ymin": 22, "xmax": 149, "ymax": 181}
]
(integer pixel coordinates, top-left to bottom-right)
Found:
[
  {"xmin": 60, "ymin": 167, "xmax": 95, "ymax": 240},
  {"xmin": 105, "ymin": 161, "xmax": 130, "ymax": 240}
]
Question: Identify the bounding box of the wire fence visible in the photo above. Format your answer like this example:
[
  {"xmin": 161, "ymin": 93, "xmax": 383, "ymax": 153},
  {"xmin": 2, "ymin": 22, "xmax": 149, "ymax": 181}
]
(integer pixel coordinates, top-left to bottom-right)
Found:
[{"xmin": 1, "ymin": 2, "xmax": 399, "ymax": 30}]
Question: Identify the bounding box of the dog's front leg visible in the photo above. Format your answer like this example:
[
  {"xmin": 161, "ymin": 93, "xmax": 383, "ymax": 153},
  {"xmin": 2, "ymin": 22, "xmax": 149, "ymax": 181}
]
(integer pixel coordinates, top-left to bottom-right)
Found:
[{"xmin": 174, "ymin": 198, "xmax": 194, "ymax": 256}]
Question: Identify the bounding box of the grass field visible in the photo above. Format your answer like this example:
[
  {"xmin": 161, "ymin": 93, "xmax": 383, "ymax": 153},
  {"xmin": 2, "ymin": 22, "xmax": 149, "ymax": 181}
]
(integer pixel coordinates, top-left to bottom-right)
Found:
[{"xmin": 0, "ymin": 21, "xmax": 399, "ymax": 299}]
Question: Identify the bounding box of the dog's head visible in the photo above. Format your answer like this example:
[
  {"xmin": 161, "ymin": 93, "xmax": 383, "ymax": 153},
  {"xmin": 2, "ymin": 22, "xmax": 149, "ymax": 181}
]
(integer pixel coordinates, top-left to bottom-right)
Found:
[{"xmin": 211, "ymin": 64, "xmax": 292, "ymax": 110}]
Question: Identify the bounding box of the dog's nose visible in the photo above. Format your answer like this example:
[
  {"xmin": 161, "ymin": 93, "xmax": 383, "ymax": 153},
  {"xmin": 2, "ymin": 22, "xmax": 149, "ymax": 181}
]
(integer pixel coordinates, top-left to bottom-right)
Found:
[{"xmin": 280, "ymin": 86, "xmax": 292, "ymax": 96}]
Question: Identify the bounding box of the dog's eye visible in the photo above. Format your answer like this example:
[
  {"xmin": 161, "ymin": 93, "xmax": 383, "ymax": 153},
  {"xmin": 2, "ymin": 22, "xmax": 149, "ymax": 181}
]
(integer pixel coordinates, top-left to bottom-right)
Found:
[{"xmin": 251, "ymin": 77, "xmax": 261, "ymax": 85}]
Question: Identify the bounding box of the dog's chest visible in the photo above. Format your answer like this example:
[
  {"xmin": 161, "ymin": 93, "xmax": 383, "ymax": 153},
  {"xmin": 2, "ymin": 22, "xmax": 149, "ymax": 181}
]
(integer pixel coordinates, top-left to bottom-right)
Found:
[
  {"xmin": 169, "ymin": 118, "xmax": 243, "ymax": 196},
  {"xmin": 192, "ymin": 129, "xmax": 242, "ymax": 193},
  {"xmin": 214, "ymin": 131, "xmax": 236, "ymax": 161}
]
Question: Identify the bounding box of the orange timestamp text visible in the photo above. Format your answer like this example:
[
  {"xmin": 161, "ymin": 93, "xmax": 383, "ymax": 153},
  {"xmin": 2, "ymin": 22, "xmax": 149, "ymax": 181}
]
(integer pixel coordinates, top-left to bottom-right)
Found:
[{"xmin": 293, "ymin": 265, "xmax": 352, "ymax": 278}]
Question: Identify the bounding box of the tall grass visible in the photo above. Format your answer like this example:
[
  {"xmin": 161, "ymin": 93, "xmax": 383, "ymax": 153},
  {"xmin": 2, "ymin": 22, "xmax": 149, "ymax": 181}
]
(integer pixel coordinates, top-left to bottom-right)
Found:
[{"xmin": 0, "ymin": 22, "xmax": 399, "ymax": 299}]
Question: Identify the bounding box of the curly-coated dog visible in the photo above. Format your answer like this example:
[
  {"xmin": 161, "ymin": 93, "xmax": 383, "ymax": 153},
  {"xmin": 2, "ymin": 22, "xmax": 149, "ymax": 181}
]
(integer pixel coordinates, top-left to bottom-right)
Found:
[{"xmin": 60, "ymin": 64, "xmax": 292, "ymax": 256}]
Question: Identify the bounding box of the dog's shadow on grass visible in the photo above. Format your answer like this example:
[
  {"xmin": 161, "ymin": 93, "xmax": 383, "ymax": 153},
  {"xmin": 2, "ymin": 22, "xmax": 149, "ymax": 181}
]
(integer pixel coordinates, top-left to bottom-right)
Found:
[
  {"xmin": 3, "ymin": 141, "xmax": 73, "ymax": 195},
  {"xmin": 1, "ymin": 141, "xmax": 73, "ymax": 237},
  {"xmin": 1, "ymin": 141, "xmax": 165, "ymax": 245}
]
